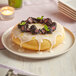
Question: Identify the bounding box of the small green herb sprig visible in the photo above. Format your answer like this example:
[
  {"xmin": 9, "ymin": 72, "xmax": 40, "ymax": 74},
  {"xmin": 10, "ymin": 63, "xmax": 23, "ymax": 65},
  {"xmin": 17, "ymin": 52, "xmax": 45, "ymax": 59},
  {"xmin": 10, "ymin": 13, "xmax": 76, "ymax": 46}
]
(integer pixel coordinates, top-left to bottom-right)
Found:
[
  {"xmin": 37, "ymin": 16, "xmax": 44, "ymax": 20},
  {"xmin": 20, "ymin": 22, "xmax": 26, "ymax": 25},
  {"xmin": 44, "ymin": 25, "xmax": 50, "ymax": 31}
]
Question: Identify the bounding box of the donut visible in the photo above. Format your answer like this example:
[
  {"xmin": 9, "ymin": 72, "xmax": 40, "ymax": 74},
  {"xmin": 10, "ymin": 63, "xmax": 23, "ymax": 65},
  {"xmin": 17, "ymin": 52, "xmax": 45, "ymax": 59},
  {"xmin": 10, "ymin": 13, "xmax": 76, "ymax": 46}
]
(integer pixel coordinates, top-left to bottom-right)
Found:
[{"xmin": 11, "ymin": 16, "xmax": 65, "ymax": 51}]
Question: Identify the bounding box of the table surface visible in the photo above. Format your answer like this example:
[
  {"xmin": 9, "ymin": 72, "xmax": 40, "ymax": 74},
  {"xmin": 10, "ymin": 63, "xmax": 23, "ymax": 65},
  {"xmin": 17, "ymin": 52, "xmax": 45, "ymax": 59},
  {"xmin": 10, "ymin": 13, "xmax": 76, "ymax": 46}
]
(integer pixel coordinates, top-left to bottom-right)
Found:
[{"xmin": 0, "ymin": 0, "xmax": 76, "ymax": 76}]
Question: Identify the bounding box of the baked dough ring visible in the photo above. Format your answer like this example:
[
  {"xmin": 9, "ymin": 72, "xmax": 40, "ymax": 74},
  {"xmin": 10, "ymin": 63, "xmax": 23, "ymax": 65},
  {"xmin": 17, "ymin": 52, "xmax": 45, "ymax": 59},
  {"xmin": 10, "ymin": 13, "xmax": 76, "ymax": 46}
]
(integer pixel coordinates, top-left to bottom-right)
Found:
[
  {"xmin": 12, "ymin": 34, "xmax": 64, "ymax": 51},
  {"xmin": 11, "ymin": 23, "xmax": 65, "ymax": 51}
]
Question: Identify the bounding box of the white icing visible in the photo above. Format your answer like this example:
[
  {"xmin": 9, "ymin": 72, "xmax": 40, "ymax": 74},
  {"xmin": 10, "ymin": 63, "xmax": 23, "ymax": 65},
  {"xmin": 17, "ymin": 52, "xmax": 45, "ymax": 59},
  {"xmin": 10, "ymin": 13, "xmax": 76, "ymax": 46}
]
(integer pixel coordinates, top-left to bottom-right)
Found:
[{"xmin": 12, "ymin": 22, "xmax": 65, "ymax": 51}]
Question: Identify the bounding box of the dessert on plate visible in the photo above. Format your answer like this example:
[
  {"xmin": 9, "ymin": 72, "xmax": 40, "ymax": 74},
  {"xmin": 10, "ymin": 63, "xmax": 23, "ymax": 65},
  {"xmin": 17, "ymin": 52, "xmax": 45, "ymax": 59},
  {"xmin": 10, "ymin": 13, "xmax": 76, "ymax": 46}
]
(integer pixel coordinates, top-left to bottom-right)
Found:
[{"xmin": 11, "ymin": 16, "xmax": 65, "ymax": 51}]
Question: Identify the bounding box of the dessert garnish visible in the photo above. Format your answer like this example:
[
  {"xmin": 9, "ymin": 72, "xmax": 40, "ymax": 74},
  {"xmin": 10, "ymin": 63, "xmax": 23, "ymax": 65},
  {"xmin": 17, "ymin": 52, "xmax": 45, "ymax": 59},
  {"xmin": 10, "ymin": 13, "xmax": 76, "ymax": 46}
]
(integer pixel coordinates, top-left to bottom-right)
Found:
[
  {"xmin": 37, "ymin": 16, "xmax": 44, "ymax": 20},
  {"xmin": 18, "ymin": 16, "xmax": 57, "ymax": 34}
]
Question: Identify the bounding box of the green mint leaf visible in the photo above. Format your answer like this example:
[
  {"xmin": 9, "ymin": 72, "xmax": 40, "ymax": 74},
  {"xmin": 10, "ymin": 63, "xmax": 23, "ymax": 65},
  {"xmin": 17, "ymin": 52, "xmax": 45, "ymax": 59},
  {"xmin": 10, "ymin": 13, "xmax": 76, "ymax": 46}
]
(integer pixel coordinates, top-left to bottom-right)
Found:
[
  {"xmin": 20, "ymin": 22, "xmax": 26, "ymax": 25},
  {"xmin": 41, "ymin": 16, "xmax": 44, "ymax": 19},
  {"xmin": 44, "ymin": 25, "xmax": 50, "ymax": 31},
  {"xmin": 37, "ymin": 16, "xmax": 44, "ymax": 20},
  {"xmin": 37, "ymin": 17, "xmax": 41, "ymax": 20}
]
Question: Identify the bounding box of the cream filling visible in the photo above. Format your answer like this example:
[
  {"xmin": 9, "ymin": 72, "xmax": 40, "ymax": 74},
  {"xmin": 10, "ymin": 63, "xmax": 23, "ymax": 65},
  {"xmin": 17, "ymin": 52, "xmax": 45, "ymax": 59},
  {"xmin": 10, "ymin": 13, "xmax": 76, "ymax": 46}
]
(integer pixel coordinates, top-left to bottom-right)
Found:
[{"xmin": 12, "ymin": 22, "xmax": 65, "ymax": 51}]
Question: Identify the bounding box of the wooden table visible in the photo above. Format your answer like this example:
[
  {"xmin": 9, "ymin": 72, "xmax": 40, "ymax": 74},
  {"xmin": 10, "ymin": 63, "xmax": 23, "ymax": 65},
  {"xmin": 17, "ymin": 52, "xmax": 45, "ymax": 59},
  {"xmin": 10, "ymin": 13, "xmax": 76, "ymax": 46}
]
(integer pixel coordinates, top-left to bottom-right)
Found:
[{"xmin": 0, "ymin": 0, "xmax": 76, "ymax": 76}]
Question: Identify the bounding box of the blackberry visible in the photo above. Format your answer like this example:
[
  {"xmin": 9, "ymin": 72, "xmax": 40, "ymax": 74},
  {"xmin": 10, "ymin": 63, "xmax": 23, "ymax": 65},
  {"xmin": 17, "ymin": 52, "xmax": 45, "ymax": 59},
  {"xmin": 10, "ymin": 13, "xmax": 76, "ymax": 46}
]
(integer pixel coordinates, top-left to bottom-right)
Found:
[
  {"xmin": 51, "ymin": 26, "xmax": 56, "ymax": 31},
  {"xmin": 51, "ymin": 22, "xmax": 56, "ymax": 31},
  {"xmin": 23, "ymin": 23, "xmax": 28, "ymax": 32},
  {"xmin": 52, "ymin": 22, "xmax": 56, "ymax": 26},
  {"xmin": 24, "ymin": 23, "xmax": 28, "ymax": 29},
  {"xmin": 30, "ymin": 25, "xmax": 37, "ymax": 31},
  {"xmin": 36, "ymin": 19, "xmax": 40, "ymax": 23},
  {"xmin": 21, "ymin": 25, "xmax": 25, "ymax": 32},
  {"xmin": 26, "ymin": 28, "xmax": 30, "ymax": 32},
  {"xmin": 27, "ymin": 17, "xmax": 33, "ymax": 23},
  {"xmin": 40, "ymin": 19, "xmax": 44, "ymax": 23},
  {"xmin": 47, "ymin": 28, "xmax": 52, "ymax": 34},
  {"xmin": 26, "ymin": 20, "xmax": 29, "ymax": 24},
  {"xmin": 18, "ymin": 24, "xmax": 21, "ymax": 28},
  {"xmin": 31, "ymin": 30, "xmax": 36, "ymax": 34},
  {"xmin": 35, "ymin": 29, "xmax": 39, "ymax": 34},
  {"xmin": 26, "ymin": 23, "xmax": 29, "ymax": 28},
  {"xmin": 30, "ymin": 25, "xmax": 37, "ymax": 34},
  {"xmin": 43, "ymin": 18, "xmax": 52, "ymax": 26},
  {"xmin": 41, "ymin": 28, "xmax": 46, "ymax": 34},
  {"xmin": 38, "ymin": 29, "xmax": 42, "ymax": 34},
  {"xmin": 17, "ymin": 17, "xmax": 57, "ymax": 35},
  {"xmin": 32, "ymin": 18, "xmax": 38, "ymax": 23},
  {"xmin": 21, "ymin": 20, "xmax": 26, "ymax": 23}
]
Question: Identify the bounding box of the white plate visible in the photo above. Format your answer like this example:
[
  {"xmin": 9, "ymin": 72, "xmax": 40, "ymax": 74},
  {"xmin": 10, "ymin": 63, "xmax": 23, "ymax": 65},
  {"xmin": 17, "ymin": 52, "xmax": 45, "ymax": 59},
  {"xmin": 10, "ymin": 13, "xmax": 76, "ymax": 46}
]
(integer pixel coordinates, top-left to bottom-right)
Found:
[
  {"xmin": 1, "ymin": 26, "xmax": 75, "ymax": 59},
  {"xmin": 58, "ymin": 2, "xmax": 76, "ymax": 14},
  {"xmin": 59, "ymin": 0, "xmax": 76, "ymax": 11},
  {"xmin": 59, "ymin": 7, "xmax": 76, "ymax": 21}
]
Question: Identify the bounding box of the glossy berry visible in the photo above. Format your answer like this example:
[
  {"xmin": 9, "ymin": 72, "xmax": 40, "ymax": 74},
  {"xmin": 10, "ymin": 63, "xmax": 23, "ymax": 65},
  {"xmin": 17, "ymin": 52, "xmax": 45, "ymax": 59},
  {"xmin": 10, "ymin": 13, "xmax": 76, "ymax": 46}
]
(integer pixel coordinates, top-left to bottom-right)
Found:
[
  {"xmin": 33, "ymin": 18, "xmax": 38, "ymax": 23},
  {"xmin": 21, "ymin": 26, "xmax": 25, "ymax": 32},
  {"xmin": 43, "ymin": 18, "xmax": 52, "ymax": 26},
  {"xmin": 47, "ymin": 28, "xmax": 52, "ymax": 34},
  {"xmin": 21, "ymin": 20, "xmax": 26, "ymax": 23},
  {"xmin": 31, "ymin": 30, "xmax": 36, "ymax": 34},
  {"xmin": 26, "ymin": 28, "xmax": 30, "ymax": 32},
  {"xmin": 18, "ymin": 17, "xmax": 57, "ymax": 34},
  {"xmin": 27, "ymin": 17, "xmax": 33, "ymax": 23},
  {"xmin": 24, "ymin": 23, "xmax": 28, "ymax": 29},
  {"xmin": 30, "ymin": 25, "xmax": 37, "ymax": 31},
  {"xmin": 36, "ymin": 19, "xmax": 40, "ymax": 23},
  {"xmin": 40, "ymin": 19, "xmax": 44, "ymax": 23},
  {"xmin": 35, "ymin": 29, "xmax": 39, "ymax": 34},
  {"xmin": 51, "ymin": 26, "xmax": 56, "ymax": 31},
  {"xmin": 52, "ymin": 22, "xmax": 56, "ymax": 26},
  {"xmin": 18, "ymin": 24, "xmax": 21, "ymax": 28},
  {"xmin": 30, "ymin": 25, "xmax": 37, "ymax": 34},
  {"xmin": 41, "ymin": 28, "xmax": 46, "ymax": 34},
  {"xmin": 38, "ymin": 29, "xmax": 42, "ymax": 34}
]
